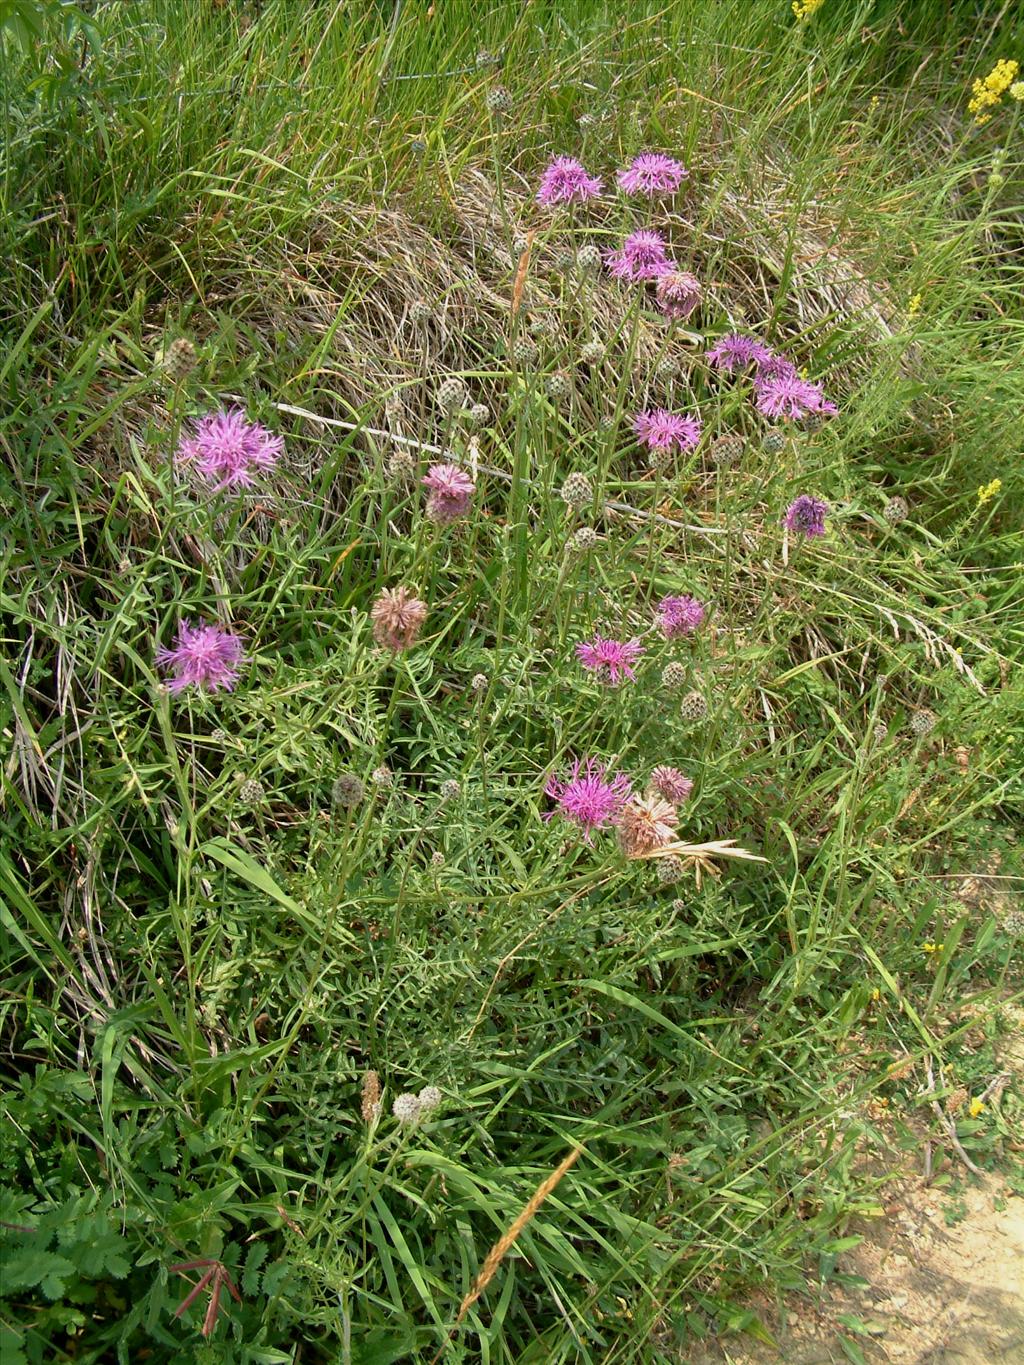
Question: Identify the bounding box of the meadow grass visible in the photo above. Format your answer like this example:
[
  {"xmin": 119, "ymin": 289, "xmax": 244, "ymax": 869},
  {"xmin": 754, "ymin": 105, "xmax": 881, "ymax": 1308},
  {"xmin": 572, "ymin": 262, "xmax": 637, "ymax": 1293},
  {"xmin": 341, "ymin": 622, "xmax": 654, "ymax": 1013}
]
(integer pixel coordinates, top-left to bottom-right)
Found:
[{"xmin": 1, "ymin": 1, "xmax": 1022, "ymax": 1362}]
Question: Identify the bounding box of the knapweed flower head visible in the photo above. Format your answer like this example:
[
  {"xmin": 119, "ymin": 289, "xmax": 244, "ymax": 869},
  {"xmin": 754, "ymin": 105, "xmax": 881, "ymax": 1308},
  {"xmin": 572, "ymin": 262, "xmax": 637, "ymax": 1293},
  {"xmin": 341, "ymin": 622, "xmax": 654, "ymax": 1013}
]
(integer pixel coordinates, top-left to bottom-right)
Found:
[
  {"xmin": 576, "ymin": 243, "xmax": 603, "ymax": 272},
  {"xmin": 753, "ymin": 351, "xmax": 799, "ymax": 386},
  {"xmin": 157, "ymin": 620, "xmax": 245, "ymax": 694},
  {"xmin": 617, "ymin": 153, "xmax": 689, "ymax": 197},
  {"xmin": 755, "ymin": 372, "xmax": 837, "ymax": 422},
  {"xmin": 580, "ymin": 339, "xmax": 605, "ymax": 366},
  {"xmin": 371, "ymin": 585, "xmax": 428, "ymax": 652},
  {"xmin": 576, "ymin": 635, "xmax": 644, "ymax": 685},
  {"xmin": 783, "ymin": 494, "xmax": 829, "ymax": 539},
  {"xmin": 435, "ymin": 376, "xmax": 467, "ymax": 414},
  {"xmin": 910, "ymin": 709, "xmax": 936, "ymax": 737},
  {"xmin": 661, "ymin": 661, "xmax": 687, "ymax": 691},
  {"xmin": 618, "ymin": 793, "xmax": 678, "ymax": 856},
  {"xmin": 486, "ymin": 85, "xmax": 513, "ymax": 115},
  {"xmin": 657, "ymin": 594, "xmax": 705, "ymax": 639},
  {"xmin": 634, "ymin": 408, "xmax": 702, "ymax": 455},
  {"xmin": 239, "ymin": 777, "xmax": 265, "ymax": 806},
  {"xmin": 884, "ymin": 495, "xmax": 909, "ymax": 525},
  {"xmin": 536, "ymin": 156, "xmax": 603, "ymax": 206},
  {"xmin": 648, "ymin": 766, "xmax": 693, "ymax": 805},
  {"xmin": 560, "ymin": 472, "xmax": 593, "ymax": 508},
  {"xmin": 967, "ymin": 59, "xmax": 1019, "ymax": 123},
  {"xmin": 654, "ymin": 269, "xmax": 702, "ymax": 320},
  {"xmin": 176, "ymin": 409, "xmax": 283, "ymax": 491},
  {"xmin": 439, "ymin": 779, "xmax": 462, "ymax": 802},
  {"xmin": 157, "ymin": 337, "xmax": 197, "ymax": 383},
  {"xmin": 422, "ymin": 462, "xmax": 475, "ymax": 522},
  {"xmin": 606, "ymin": 229, "xmax": 672, "ymax": 281},
  {"xmin": 543, "ymin": 757, "xmax": 632, "ymax": 842},
  {"xmin": 706, "ymin": 333, "xmax": 773, "ymax": 374}
]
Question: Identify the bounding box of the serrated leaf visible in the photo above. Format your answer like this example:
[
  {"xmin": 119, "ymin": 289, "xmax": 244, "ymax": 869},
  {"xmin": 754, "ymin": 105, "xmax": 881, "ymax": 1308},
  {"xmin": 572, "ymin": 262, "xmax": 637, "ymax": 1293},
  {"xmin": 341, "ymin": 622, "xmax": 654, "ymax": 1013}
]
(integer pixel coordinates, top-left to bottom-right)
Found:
[{"xmin": 4, "ymin": 1248, "xmax": 76, "ymax": 1296}]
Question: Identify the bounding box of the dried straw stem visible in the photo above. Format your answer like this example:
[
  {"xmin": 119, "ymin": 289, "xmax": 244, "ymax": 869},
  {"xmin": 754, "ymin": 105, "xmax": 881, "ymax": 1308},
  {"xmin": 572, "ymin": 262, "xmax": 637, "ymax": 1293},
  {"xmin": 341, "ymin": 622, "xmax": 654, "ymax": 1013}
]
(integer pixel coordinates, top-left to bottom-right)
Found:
[{"xmin": 431, "ymin": 1144, "xmax": 583, "ymax": 1362}]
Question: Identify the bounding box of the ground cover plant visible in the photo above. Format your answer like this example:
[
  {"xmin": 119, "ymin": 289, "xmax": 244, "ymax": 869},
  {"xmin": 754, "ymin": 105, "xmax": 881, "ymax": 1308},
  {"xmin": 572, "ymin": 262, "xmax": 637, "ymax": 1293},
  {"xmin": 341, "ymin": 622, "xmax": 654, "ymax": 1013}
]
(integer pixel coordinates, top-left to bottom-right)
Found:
[{"xmin": 1, "ymin": 0, "xmax": 1022, "ymax": 1361}]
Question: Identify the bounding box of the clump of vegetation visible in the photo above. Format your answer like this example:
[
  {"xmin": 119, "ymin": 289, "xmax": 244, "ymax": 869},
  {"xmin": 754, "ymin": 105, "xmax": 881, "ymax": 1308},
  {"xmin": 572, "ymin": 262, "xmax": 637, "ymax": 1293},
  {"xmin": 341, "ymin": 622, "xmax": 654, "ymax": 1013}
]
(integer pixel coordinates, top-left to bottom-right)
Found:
[{"xmin": 1, "ymin": 1, "xmax": 1021, "ymax": 1361}]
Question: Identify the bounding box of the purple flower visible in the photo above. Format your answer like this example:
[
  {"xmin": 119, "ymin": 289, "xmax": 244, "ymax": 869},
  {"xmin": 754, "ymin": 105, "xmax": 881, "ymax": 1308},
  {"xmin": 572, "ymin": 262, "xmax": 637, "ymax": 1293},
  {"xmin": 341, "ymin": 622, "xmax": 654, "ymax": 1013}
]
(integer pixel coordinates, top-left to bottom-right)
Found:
[
  {"xmin": 705, "ymin": 334, "xmax": 774, "ymax": 374},
  {"xmin": 543, "ymin": 758, "xmax": 632, "ymax": 842},
  {"xmin": 649, "ymin": 766, "xmax": 693, "ymax": 804},
  {"xmin": 422, "ymin": 462, "xmax": 475, "ymax": 522},
  {"xmin": 617, "ymin": 153, "xmax": 689, "ymax": 197},
  {"xmin": 783, "ymin": 494, "xmax": 829, "ymax": 538},
  {"xmin": 536, "ymin": 156, "xmax": 603, "ymax": 206},
  {"xmin": 606, "ymin": 229, "xmax": 672, "ymax": 281},
  {"xmin": 634, "ymin": 408, "xmax": 703, "ymax": 454},
  {"xmin": 755, "ymin": 373, "xmax": 837, "ymax": 421},
  {"xmin": 157, "ymin": 620, "xmax": 245, "ymax": 693},
  {"xmin": 657, "ymin": 595, "xmax": 706, "ymax": 639},
  {"xmin": 576, "ymin": 635, "xmax": 644, "ymax": 686},
  {"xmin": 655, "ymin": 270, "xmax": 702, "ymax": 320},
  {"xmin": 176, "ymin": 409, "xmax": 283, "ymax": 491},
  {"xmin": 754, "ymin": 351, "xmax": 799, "ymax": 385}
]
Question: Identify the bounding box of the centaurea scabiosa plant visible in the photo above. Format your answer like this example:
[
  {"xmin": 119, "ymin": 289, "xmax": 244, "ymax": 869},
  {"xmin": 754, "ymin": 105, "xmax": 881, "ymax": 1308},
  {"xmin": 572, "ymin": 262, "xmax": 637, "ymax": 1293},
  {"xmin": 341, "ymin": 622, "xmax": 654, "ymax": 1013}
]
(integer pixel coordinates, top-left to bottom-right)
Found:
[
  {"xmin": 543, "ymin": 758, "xmax": 631, "ymax": 843},
  {"xmin": 783, "ymin": 494, "xmax": 829, "ymax": 538},
  {"xmin": 648, "ymin": 766, "xmax": 693, "ymax": 805},
  {"xmin": 176, "ymin": 409, "xmax": 283, "ymax": 491},
  {"xmin": 755, "ymin": 372, "xmax": 837, "ymax": 422},
  {"xmin": 606, "ymin": 229, "xmax": 672, "ymax": 281},
  {"xmin": 654, "ymin": 269, "xmax": 702, "ymax": 320},
  {"xmin": 656, "ymin": 595, "xmax": 705, "ymax": 638},
  {"xmin": 617, "ymin": 153, "xmax": 688, "ymax": 197},
  {"xmin": 576, "ymin": 635, "xmax": 644, "ymax": 685},
  {"xmin": 422, "ymin": 462, "xmax": 475, "ymax": 523},
  {"xmin": 157, "ymin": 620, "xmax": 245, "ymax": 694},
  {"xmin": 705, "ymin": 333, "xmax": 774, "ymax": 374},
  {"xmin": 617, "ymin": 793, "xmax": 678, "ymax": 856},
  {"xmin": 634, "ymin": 408, "xmax": 702, "ymax": 455},
  {"xmin": 371, "ymin": 586, "xmax": 428, "ymax": 651},
  {"xmin": 536, "ymin": 156, "xmax": 603, "ymax": 206}
]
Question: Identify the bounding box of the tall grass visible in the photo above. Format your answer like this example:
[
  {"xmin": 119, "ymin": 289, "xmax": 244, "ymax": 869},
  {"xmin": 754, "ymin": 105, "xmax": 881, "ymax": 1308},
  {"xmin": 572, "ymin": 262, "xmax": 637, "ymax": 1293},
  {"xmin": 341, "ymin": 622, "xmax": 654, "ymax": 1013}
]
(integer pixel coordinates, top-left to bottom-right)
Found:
[{"xmin": 1, "ymin": 2, "xmax": 1021, "ymax": 1362}]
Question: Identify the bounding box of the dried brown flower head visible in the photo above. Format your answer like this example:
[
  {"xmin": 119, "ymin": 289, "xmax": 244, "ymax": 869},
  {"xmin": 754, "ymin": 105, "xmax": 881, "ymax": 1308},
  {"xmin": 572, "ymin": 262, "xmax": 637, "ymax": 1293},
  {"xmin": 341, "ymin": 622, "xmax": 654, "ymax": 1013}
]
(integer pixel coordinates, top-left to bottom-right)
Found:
[
  {"xmin": 618, "ymin": 794, "xmax": 678, "ymax": 856},
  {"xmin": 371, "ymin": 586, "xmax": 428, "ymax": 652}
]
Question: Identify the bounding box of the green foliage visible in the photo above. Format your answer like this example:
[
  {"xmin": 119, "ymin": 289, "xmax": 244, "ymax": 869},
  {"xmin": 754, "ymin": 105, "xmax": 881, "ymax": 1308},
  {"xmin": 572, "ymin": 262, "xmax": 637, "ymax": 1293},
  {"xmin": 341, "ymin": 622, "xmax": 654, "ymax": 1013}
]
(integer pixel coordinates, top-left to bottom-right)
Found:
[{"xmin": 1, "ymin": 0, "xmax": 1022, "ymax": 1361}]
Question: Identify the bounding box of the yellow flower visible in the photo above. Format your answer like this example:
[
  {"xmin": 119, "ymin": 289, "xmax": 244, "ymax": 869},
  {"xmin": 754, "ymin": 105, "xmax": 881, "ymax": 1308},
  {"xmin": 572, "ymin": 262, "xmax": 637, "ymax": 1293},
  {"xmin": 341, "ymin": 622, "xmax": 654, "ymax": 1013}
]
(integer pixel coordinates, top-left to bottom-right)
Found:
[
  {"xmin": 870, "ymin": 987, "xmax": 881, "ymax": 1001},
  {"xmin": 908, "ymin": 293, "xmax": 922, "ymax": 316},
  {"xmin": 922, "ymin": 941, "xmax": 944, "ymax": 954},
  {"xmin": 968, "ymin": 1097, "xmax": 985, "ymax": 1117},
  {"xmin": 977, "ymin": 478, "xmax": 1002, "ymax": 504},
  {"xmin": 968, "ymin": 58, "xmax": 1020, "ymax": 123},
  {"xmin": 792, "ymin": 0, "xmax": 825, "ymax": 19},
  {"xmin": 1011, "ymin": 81, "xmax": 1024, "ymax": 101}
]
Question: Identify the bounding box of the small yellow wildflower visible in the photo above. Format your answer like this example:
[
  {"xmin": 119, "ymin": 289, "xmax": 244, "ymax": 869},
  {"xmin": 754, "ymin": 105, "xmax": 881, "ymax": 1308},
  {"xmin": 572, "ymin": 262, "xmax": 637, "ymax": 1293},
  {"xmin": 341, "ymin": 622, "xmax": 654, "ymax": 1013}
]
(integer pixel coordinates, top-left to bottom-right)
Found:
[
  {"xmin": 870, "ymin": 95, "xmax": 880, "ymax": 109},
  {"xmin": 967, "ymin": 59, "xmax": 1019, "ymax": 124},
  {"xmin": 968, "ymin": 1096, "xmax": 985, "ymax": 1118},
  {"xmin": 792, "ymin": 0, "xmax": 825, "ymax": 19},
  {"xmin": 908, "ymin": 293, "xmax": 922, "ymax": 316},
  {"xmin": 1010, "ymin": 81, "xmax": 1024, "ymax": 100},
  {"xmin": 977, "ymin": 478, "xmax": 1002, "ymax": 503},
  {"xmin": 870, "ymin": 987, "xmax": 881, "ymax": 1001},
  {"xmin": 922, "ymin": 941, "xmax": 944, "ymax": 954}
]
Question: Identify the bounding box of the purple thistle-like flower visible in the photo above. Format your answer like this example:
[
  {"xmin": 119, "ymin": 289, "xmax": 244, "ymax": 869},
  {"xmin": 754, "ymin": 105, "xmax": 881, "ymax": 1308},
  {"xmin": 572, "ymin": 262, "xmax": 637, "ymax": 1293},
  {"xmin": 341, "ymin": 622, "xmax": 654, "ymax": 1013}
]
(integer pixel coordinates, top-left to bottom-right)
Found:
[
  {"xmin": 783, "ymin": 494, "xmax": 830, "ymax": 538},
  {"xmin": 657, "ymin": 594, "xmax": 706, "ymax": 639},
  {"xmin": 705, "ymin": 334, "xmax": 774, "ymax": 374},
  {"xmin": 633, "ymin": 408, "xmax": 703, "ymax": 454},
  {"xmin": 536, "ymin": 156, "xmax": 603, "ymax": 206},
  {"xmin": 606, "ymin": 229, "xmax": 672, "ymax": 281},
  {"xmin": 649, "ymin": 765, "xmax": 693, "ymax": 804},
  {"xmin": 754, "ymin": 351, "xmax": 799, "ymax": 386},
  {"xmin": 755, "ymin": 373, "xmax": 837, "ymax": 421},
  {"xmin": 543, "ymin": 757, "xmax": 632, "ymax": 842},
  {"xmin": 422, "ymin": 462, "xmax": 475, "ymax": 522},
  {"xmin": 176, "ymin": 409, "xmax": 283, "ymax": 491},
  {"xmin": 157, "ymin": 620, "xmax": 245, "ymax": 694},
  {"xmin": 617, "ymin": 153, "xmax": 689, "ymax": 197},
  {"xmin": 576, "ymin": 635, "xmax": 644, "ymax": 686},
  {"xmin": 654, "ymin": 269, "xmax": 702, "ymax": 320}
]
